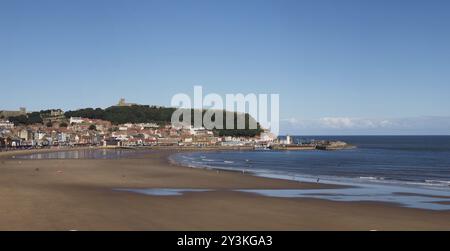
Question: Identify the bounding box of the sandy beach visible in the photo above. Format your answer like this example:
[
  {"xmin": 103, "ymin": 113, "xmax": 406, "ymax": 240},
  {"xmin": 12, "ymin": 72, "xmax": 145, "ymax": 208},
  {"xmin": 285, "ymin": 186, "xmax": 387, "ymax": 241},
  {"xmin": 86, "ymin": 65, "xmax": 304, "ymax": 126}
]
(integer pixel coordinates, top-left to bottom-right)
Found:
[{"xmin": 0, "ymin": 149, "xmax": 449, "ymax": 230}]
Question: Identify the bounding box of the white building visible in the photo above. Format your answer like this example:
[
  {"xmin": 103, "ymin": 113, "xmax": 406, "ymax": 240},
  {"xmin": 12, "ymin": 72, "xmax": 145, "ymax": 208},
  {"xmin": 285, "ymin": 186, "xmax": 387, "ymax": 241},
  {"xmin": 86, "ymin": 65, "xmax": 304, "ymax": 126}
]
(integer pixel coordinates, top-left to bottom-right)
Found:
[
  {"xmin": 286, "ymin": 135, "xmax": 292, "ymax": 144},
  {"xmin": 189, "ymin": 126, "xmax": 213, "ymax": 136},
  {"xmin": 69, "ymin": 117, "xmax": 84, "ymax": 124},
  {"xmin": 0, "ymin": 120, "xmax": 14, "ymax": 129},
  {"xmin": 221, "ymin": 141, "xmax": 245, "ymax": 147},
  {"xmin": 17, "ymin": 129, "xmax": 32, "ymax": 141},
  {"xmin": 34, "ymin": 131, "xmax": 46, "ymax": 140},
  {"xmin": 279, "ymin": 135, "xmax": 293, "ymax": 145},
  {"xmin": 137, "ymin": 123, "xmax": 159, "ymax": 129},
  {"xmin": 258, "ymin": 132, "xmax": 276, "ymax": 142},
  {"xmin": 57, "ymin": 132, "xmax": 68, "ymax": 142}
]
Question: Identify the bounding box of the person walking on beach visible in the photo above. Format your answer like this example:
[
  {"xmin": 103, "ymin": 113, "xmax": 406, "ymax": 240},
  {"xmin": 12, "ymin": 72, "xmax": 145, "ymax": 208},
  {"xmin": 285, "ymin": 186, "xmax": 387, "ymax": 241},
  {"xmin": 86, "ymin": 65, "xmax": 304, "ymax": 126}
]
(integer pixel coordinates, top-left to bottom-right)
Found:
[{"xmin": 317, "ymin": 178, "xmax": 320, "ymax": 183}]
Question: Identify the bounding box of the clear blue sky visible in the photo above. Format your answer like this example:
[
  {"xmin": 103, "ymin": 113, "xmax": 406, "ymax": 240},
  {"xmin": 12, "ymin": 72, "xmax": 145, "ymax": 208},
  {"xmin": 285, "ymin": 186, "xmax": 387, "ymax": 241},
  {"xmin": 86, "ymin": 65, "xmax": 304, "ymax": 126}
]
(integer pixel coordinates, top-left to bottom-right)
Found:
[{"xmin": 1, "ymin": 0, "xmax": 449, "ymax": 134}]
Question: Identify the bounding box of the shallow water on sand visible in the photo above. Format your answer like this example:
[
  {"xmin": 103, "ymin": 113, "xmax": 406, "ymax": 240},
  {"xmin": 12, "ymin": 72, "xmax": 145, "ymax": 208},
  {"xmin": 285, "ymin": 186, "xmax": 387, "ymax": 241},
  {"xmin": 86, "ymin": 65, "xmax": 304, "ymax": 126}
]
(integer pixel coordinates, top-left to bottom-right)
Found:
[
  {"xmin": 114, "ymin": 188, "xmax": 212, "ymax": 196},
  {"xmin": 112, "ymin": 185, "xmax": 450, "ymax": 210},
  {"xmin": 15, "ymin": 148, "xmax": 153, "ymax": 159}
]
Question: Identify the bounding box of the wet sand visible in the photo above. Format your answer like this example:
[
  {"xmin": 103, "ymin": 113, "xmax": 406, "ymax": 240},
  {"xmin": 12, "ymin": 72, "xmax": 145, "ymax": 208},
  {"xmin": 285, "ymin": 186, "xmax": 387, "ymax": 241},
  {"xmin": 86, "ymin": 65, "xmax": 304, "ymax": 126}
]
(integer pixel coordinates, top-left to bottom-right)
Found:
[{"xmin": 0, "ymin": 150, "xmax": 449, "ymax": 230}]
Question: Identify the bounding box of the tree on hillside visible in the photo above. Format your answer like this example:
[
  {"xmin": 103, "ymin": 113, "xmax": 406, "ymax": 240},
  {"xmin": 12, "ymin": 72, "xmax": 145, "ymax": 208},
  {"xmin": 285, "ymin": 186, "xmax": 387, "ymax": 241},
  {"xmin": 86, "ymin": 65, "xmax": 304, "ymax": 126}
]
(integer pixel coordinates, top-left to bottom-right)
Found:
[{"xmin": 65, "ymin": 105, "xmax": 262, "ymax": 137}]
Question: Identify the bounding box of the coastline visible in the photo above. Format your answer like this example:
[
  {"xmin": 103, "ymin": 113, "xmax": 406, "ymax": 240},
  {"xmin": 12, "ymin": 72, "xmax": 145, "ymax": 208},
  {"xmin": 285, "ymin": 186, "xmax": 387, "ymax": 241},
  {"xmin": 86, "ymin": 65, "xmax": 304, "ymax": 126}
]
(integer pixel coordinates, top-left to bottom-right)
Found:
[{"xmin": 0, "ymin": 149, "xmax": 449, "ymax": 230}]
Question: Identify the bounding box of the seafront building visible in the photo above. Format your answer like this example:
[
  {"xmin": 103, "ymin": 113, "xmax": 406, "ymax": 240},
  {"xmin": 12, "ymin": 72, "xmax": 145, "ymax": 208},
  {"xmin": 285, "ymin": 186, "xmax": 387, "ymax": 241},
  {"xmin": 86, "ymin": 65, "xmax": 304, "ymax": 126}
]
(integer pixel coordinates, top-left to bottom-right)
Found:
[{"xmin": 1, "ymin": 116, "xmax": 272, "ymax": 150}]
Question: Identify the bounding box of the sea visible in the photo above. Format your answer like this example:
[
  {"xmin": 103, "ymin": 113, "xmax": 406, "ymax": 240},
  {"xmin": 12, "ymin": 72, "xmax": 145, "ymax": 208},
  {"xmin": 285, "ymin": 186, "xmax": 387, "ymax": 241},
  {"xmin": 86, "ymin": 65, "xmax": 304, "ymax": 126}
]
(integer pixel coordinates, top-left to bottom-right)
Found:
[
  {"xmin": 170, "ymin": 136, "xmax": 450, "ymax": 210},
  {"xmin": 172, "ymin": 136, "xmax": 450, "ymax": 188}
]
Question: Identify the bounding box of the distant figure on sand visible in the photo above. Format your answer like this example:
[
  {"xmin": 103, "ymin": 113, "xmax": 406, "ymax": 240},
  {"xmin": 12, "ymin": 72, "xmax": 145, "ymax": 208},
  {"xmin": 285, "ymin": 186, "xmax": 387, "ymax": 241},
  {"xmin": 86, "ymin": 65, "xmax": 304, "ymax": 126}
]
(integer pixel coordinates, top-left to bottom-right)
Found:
[{"xmin": 317, "ymin": 178, "xmax": 320, "ymax": 183}]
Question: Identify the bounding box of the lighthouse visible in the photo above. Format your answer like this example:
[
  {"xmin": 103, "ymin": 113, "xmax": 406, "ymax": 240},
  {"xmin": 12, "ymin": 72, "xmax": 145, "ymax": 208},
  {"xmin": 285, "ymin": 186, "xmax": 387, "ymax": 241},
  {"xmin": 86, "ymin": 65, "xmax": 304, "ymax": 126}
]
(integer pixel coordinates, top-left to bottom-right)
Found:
[{"xmin": 286, "ymin": 135, "xmax": 292, "ymax": 145}]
